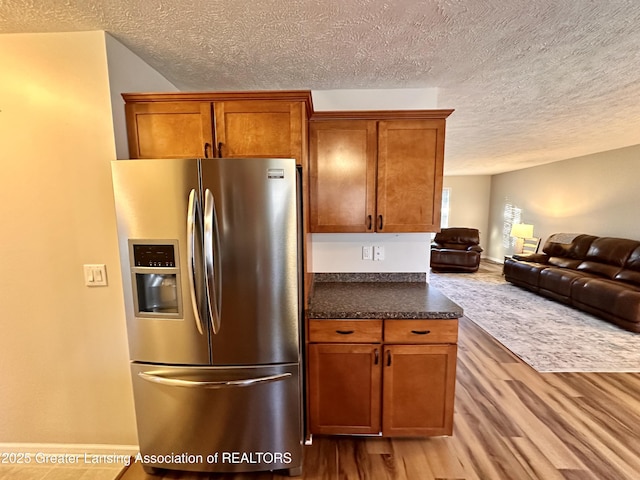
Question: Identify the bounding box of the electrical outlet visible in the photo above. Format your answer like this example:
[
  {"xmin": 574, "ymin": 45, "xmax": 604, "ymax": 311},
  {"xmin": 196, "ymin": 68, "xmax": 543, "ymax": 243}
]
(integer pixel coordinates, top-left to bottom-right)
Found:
[
  {"xmin": 362, "ymin": 246, "xmax": 372, "ymax": 260},
  {"xmin": 373, "ymin": 245, "xmax": 385, "ymax": 261}
]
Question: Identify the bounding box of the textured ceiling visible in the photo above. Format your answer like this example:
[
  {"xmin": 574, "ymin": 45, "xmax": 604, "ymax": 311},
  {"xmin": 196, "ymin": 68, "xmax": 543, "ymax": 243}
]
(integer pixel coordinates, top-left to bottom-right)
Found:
[{"xmin": 2, "ymin": 0, "xmax": 640, "ymax": 175}]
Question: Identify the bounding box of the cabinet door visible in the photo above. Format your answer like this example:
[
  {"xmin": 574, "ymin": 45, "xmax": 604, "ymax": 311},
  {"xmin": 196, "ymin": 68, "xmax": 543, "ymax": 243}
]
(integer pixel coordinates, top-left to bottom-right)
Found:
[
  {"xmin": 309, "ymin": 120, "xmax": 377, "ymax": 232},
  {"xmin": 308, "ymin": 343, "xmax": 381, "ymax": 435},
  {"xmin": 377, "ymin": 120, "xmax": 445, "ymax": 232},
  {"xmin": 382, "ymin": 344, "xmax": 457, "ymax": 436},
  {"xmin": 214, "ymin": 101, "xmax": 304, "ymax": 164},
  {"xmin": 125, "ymin": 102, "xmax": 214, "ymax": 159}
]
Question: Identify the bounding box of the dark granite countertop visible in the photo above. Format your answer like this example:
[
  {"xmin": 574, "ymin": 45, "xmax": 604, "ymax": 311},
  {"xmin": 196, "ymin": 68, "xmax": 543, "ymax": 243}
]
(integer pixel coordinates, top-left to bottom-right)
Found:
[{"xmin": 307, "ymin": 274, "xmax": 463, "ymax": 320}]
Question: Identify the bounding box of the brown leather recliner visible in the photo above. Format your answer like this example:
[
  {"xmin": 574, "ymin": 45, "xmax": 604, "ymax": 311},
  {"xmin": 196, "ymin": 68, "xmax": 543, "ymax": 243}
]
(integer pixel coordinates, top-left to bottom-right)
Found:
[{"xmin": 431, "ymin": 228, "xmax": 483, "ymax": 273}]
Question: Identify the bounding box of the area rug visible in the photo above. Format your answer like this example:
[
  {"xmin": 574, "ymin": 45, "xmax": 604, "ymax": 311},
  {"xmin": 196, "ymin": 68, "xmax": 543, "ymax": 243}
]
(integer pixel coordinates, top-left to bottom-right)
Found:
[{"xmin": 428, "ymin": 263, "xmax": 640, "ymax": 373}]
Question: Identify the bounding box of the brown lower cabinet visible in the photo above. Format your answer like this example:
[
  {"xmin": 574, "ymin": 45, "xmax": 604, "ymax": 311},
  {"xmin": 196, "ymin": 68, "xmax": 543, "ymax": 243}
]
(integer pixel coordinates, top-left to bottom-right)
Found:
[
  {"xmin": 307, "ymin": 319, "xmax": 458, "ymax": 437},
  {"xmin": 309, "ymin": 343, "xmax": 382, "ymax": 435}
]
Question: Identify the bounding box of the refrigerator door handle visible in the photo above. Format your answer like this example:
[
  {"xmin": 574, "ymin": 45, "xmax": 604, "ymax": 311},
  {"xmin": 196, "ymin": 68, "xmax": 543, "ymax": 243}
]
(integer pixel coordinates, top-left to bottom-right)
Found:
[
  {"xmin": 204, "ymin": 188, "xmax": 222, "ymax": 334},
  {"xmin": 187, "ymin": 189, "xmax": 205, "ymax": 335},
  {"xmin": 138, "ymin": 371, "xmax": 292, "ymax": 389}
]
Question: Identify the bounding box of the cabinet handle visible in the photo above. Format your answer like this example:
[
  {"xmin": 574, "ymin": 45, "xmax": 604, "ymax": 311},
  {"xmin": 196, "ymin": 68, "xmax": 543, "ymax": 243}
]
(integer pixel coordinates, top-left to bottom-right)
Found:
[
  {"xmin": 374, "ymin": 348, "xmax": 379, "ymax": 365},
  {"xmin": 366, "ymin": 215, "xmax": 372, "ymax": 231},
  {"xmin": 217, "ymin": 142, "xmax": 224, "ymax": 158},
  {"xmin": 386, "ymin": 350, "xmax": 391, "ymax": 366},
  {"xmin": 204, "ymin": 142, "xmax": 211, "ymax": 158},
  {"xmin": 411, "ymin": 330, "xmax": 431, "ymax": 335},
  {"xmin": 378, "ymin": 215, "xmax": 384, "ymax": 230},
  {"xmin": 335, "ymin": 330, "xmax": 354, "ymax": 335}
]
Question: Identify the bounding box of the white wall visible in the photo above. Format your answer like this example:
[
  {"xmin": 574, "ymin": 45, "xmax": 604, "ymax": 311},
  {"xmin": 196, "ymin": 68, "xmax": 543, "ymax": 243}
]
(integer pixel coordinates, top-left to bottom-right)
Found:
[
  {"xmin": 0, "ymin": 31, "xmax": 174, "ymax": 451},
  {"xmin": 312, "ymin": 88, "xmax": 438, "ymax": 111},
  {"xmin": 486, "ymin": 145, "xmax": 640, "ymax": 261},
  {"xmin": 310, "ymin": 89, "xmax": 439, "ymax": 275},
  {"xmin": 443, "ymin": 175, "xmax": 492, "ymax": 251},
  {"xmin": 104, "ymin": 33, "xmax": 178, "ymax": 159}
]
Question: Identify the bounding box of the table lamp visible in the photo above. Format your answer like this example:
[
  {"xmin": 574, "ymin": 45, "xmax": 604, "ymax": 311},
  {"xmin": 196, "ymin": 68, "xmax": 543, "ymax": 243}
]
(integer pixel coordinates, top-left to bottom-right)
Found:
[{"xmin": 510, "ymin": 223, "xmax": 534, "ymax": 254}]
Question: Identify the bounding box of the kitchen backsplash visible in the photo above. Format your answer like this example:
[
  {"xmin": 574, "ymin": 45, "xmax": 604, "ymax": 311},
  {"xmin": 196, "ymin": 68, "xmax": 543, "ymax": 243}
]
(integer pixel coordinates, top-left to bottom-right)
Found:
[
  {"xmin": 310, "ymin": 233, "xmax": 433, "ymax": 274},
  {"xmin": 314, "ymin": 272, "xmax": 427, "ymax": 283}
]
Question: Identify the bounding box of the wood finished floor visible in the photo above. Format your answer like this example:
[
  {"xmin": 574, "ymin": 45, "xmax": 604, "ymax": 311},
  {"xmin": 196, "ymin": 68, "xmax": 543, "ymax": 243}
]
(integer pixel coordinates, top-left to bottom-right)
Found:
[{"xmin": 117, "ymin": 315, "xmax": 640, "ymax": 480}]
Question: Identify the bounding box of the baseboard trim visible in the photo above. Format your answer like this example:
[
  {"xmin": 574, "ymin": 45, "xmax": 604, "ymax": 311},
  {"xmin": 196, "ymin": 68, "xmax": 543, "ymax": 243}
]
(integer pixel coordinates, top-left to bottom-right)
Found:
[
  {"xmin": 0, "ymin": 442, "xmax": 139, "ymax": 456},
  {"xmin": 485, "ymin": 256, "xmax": 505, "ymax": 264}
]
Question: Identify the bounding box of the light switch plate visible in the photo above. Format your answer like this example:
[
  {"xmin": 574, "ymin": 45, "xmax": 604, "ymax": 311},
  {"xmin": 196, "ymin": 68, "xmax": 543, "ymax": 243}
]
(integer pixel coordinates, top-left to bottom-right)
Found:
[
  {"xmin": 84, "ymin": 264, "xmax": 108, "ymax": 286},
  {"xmin": 362, "ymin": 246, "xmax": 372, "ymax": 260}
]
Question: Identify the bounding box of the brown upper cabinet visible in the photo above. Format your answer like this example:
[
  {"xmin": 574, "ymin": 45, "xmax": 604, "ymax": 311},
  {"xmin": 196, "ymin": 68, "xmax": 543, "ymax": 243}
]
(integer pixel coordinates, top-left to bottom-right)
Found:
[
  {"xmin": 122, "ymin": 91, "xmax": 312, "ymax": 165},
  {"xmin": 309, "ymin": 110, "xmax": 453, "ymax": 233}
]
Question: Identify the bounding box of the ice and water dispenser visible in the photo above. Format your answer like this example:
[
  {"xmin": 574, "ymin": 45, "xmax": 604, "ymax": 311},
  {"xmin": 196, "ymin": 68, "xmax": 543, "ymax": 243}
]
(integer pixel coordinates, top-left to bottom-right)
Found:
[{"xmin": 129, "ymin": 241, "xmax": 182, "ymax": 318}]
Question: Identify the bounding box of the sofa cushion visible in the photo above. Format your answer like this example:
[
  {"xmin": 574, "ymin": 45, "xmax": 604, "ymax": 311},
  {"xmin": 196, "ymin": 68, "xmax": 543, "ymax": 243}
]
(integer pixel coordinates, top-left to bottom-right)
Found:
[
  {"xmin": 615, "ymin": 269, "xmax": 640, "ymax": 287},
  {"xmin": 433, "ymin": 227, "xmax": 480, "ymax": 247},
  {"xmin": 576, "ymin": 261, "xmax": 623, "ymax": 279},
  {"xmin": 548, "ymin": 257, "xmax": 582, "ymax": 269},
  {"xmin": 624, "ymin": 246, "xmax": 640, "ymax": 271},
  {"xmin": 431, "ymin": 249, "xmax": 480, "ymax": 268},
  {"xmin": 614, "ymin": 246, "xmax": 640, "ymax": 286},
  {"xmin": 572, "ymin": 276, "xmax": 628, "ymax": 307},
  {"xmin": 583, "ymin": 237, "xmax": 639, "ymax": 266},
  {"xmin": 576, "ymin": 237, "xmax": 640, "ymax": 279},
  {"xmin": 437, "ymin": 243, "xmax": 470, "ymax": 250},
  {"xmin": 614, "ymin": 290, "xmax": 640, "ymax": 325},
  {"xmin": 539, "ymin": 267, "xmax": 589, "ymax": 300},
  {"xmin": 572, "ymin": 277, "xmax": 640, "ymax": 324},
  {"xmin": 542, "ymin": 234, "xmax": 597, "ymax": 259},
  {"xmin": 503, "ymin": 258, "xmax": 547, "ymax": 290}
]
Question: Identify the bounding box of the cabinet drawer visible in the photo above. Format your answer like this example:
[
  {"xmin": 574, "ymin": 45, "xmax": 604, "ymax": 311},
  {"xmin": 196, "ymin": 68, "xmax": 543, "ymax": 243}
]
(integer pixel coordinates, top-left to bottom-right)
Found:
[
  {"xmin": 384, "ymin": 320, "xmax": 458, "ymax": 344},
  {"xmin": 309, "ymin": 320, "xmax": 383, "ymax": 343}
]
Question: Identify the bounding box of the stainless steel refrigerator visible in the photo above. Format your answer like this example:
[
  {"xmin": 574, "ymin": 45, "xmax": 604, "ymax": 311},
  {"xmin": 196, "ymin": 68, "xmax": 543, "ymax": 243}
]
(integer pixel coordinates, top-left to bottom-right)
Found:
[{"xmin": 111, "ymin": 158, "xmax": 303, "ymax": 476}]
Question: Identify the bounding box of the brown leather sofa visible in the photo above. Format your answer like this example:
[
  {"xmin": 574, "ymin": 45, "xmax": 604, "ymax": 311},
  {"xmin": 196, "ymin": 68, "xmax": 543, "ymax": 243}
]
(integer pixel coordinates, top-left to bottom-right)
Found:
[
  {"xmin": 504, "ymin": 233, "xmax": 640, "ymax": 332},
  {"xmin": 431, "ymin": 227, "xmax": 483, "ymax": 273}
]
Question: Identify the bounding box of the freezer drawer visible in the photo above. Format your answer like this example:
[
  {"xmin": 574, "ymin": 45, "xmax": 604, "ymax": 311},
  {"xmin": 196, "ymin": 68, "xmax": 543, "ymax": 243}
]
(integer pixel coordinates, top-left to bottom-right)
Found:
[{"xmin": 131, "ymin": 362, "xmax": 303, "ymax": 474}]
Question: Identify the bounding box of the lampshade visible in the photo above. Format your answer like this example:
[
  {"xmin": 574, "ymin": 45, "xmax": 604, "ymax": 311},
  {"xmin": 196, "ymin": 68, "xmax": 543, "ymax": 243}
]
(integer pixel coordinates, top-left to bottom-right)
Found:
[{"xmin": 510, "ymin": 223, "xmax": 534, "ymax": 239}]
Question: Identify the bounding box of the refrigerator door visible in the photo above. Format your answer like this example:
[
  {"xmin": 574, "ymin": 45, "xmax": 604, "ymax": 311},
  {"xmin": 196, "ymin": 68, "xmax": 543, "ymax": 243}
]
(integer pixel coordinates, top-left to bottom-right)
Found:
[
  {"xmin": 201, "ymin": 158, "xmax": 301, "ymax": 365},
  {"xmin": 131, "ymin": 362, "xmax": 303, "ymax": 474},
  {"xmin": 112, "ymin": 159, "xmax": 211, "ymax": 365}
]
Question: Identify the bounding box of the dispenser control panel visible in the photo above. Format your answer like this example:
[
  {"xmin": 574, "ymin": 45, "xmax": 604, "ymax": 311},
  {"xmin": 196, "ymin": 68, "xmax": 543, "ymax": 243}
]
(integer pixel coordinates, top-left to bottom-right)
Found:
[{"xmin": 133, "ymin": 244, "xmax": 176, "ymax": 267}]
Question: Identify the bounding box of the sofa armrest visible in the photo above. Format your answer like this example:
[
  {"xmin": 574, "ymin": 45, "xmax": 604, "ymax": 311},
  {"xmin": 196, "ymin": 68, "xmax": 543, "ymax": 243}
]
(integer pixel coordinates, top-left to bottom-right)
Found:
[
  {"xmin": 512, "ymin": 253, "xmax": 549, "ymax": 263},
  {"xmin": 468, "ymin": 245, "xmax": 483, "ymax": 253}
]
